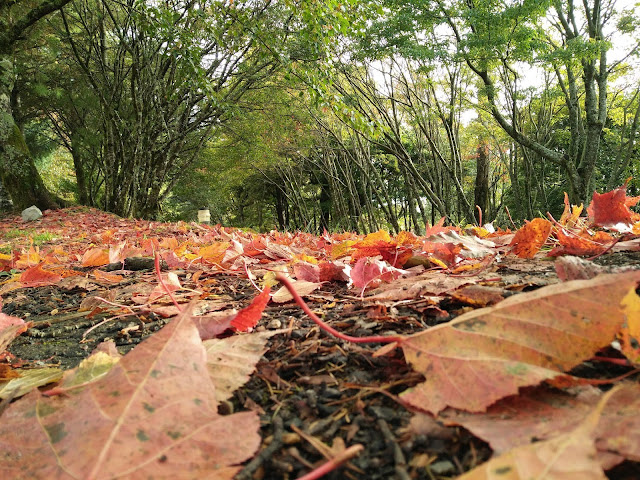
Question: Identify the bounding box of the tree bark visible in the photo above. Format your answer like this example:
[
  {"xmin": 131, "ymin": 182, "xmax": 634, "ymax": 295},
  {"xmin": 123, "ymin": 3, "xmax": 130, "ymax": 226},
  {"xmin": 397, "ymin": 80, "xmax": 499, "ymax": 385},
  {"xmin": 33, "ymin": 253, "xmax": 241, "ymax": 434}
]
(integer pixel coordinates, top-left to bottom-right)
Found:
[
  {"xmin": 0, "ymin": 54, "xmax": 58, "ymax": 211},
  {"xmin": 474, "ymin": 141, "xmax": 490, "ymax": 224},
  {"xmin": 0, "ymin": 0, "xmax": 74, "ymax": 211}
]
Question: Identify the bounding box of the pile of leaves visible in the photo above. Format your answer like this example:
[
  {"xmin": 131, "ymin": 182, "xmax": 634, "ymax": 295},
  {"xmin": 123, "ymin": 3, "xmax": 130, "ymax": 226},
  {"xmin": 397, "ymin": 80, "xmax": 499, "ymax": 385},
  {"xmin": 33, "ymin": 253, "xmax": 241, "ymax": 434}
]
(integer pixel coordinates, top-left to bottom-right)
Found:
[{"xmin": 0, "ymin": 185, "xmax": 639, "ymax": 479}]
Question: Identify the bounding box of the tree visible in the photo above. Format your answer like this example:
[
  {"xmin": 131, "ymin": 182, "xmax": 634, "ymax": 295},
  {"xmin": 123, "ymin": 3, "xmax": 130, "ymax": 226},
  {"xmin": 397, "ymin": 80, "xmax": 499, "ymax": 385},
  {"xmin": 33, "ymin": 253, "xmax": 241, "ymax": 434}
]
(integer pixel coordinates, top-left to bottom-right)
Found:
[
  {"xmin": 0, "ymin": 0, "xmax": 71, "ymax": 211},
  {"xmin": 50, "ymin": 0, "xmax": 292, "ymax": 218}
]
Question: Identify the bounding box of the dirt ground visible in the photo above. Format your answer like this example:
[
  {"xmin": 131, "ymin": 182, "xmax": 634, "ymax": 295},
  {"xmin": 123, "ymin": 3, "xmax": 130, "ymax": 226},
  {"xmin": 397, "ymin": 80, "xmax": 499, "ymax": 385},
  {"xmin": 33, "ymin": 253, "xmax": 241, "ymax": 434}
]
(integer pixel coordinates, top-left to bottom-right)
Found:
[{"xmin": 4, "ymin": 251, "xmax": 640, "ymax": 479}]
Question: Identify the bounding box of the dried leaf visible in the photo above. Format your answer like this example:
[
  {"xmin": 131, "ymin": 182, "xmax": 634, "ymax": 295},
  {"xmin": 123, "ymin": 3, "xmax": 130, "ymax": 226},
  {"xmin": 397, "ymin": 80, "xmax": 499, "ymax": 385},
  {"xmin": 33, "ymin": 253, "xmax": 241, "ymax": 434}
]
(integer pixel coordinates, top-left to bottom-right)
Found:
[
  {"xmin": 509, "ymin": 218, "xmax": 552, "ymax": 258},
  {"xmin": 0, "ymin": 368, "xmax": 63, "ymax": 400},
  {"xmin": 19, "ymin": 263, "xmax": 62, "ymax": 286},
  {"xmin": 81, "ymin": 248, "xmax": 110, "ymax": 267},
  {"xmin": 0, "ymin": 304, "xmax": 260, "ymax": 479},
  {"xmin": 204, "ymin": 331, "xmax": 276, "ymax": 403},
  {"xmin": 398, "ymin": 271, "xmax": 640, "ymax": 414},
  {"xmin": 587, "ymin": 185, "xmax": 640, "ymax": 230},
  {"xmin": 272, "ymin": 280, "xmax": 321, "ymax": 303},
  {"xmin": 456, "ymin": 387, "xmax": 614, "ymax": 480}
]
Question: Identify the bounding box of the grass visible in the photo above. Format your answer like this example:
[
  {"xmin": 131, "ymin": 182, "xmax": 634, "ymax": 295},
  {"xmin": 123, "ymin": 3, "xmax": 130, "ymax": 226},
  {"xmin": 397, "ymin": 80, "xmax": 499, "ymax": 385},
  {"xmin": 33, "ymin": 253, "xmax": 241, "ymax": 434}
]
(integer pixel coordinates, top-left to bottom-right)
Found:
[{"xmin": 0, "ymin": 230, "xmax": 57, "ymax": 252}]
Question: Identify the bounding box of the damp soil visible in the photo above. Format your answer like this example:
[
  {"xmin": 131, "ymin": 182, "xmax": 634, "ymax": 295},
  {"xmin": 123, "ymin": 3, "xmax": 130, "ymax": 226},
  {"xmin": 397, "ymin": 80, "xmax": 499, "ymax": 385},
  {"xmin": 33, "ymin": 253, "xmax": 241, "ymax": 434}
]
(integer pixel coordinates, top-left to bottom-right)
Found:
[{"xmin": 3, "ymin": 256, "xmax": 640, "ymax": 479}]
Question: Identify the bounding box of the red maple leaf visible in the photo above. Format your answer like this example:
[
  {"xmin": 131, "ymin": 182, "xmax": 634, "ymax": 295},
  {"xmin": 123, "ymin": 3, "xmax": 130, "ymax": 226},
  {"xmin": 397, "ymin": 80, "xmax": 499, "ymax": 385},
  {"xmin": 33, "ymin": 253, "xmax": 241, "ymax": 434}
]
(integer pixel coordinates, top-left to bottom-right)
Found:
[
  {"xmin": 586, "ymin": 185, "xmax": 640, "ymax": 229},
  {"xmin": 230, "ymin": 286, "xmax": 271, "ymax": 332}
]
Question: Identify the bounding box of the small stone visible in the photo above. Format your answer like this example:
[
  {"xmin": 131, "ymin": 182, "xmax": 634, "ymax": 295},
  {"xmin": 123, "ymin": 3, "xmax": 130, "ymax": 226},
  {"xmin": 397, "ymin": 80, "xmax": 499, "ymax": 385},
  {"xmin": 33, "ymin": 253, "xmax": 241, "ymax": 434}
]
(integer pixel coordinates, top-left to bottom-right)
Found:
[
  {"xmin": 21, "ymin": 205, "xmax": 42, "ymax": 221},
  {"xmin": 267, "ymin": 319, "xmax": 282, "ymax": 329},
  {"xmin": 429, "ymin": 460, "xmax": 455, "ymax": 475}
]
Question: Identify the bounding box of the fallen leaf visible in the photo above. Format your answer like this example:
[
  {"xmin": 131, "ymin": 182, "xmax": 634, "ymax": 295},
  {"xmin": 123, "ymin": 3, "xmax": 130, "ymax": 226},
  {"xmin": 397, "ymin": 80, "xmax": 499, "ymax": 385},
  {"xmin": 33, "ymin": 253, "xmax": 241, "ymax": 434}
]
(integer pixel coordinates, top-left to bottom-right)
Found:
[
  {"xmin": 555, "ymin": 256, "xmax": 606, "ymax": 281},
  {"xmin": 81, "ymin": 248, "xmax": 110, "ymax": 267},
  {"xmin": 192, "ymin": 310, "xmax": 237, "ymax": 340},
  {"xmin": 456, "ymin": 386, "xmax": 615, "ymax": 480},
  {"xmin": 398, "ymin": 271, "xmax": 640, "ymax": 414},
  {"xmin": 548, "ymin": 229, "xmax": 614, "ymax": 257},
  {"xmin": 272, "ymin": 280, "xmax": 321, "ymax": 303},
  {"xmin": 445, "ymin": 383, "xmax": 640, "ymax": 468},
  {"xmin": 0, "ymin": 368, "xmax": 63, "ymax": 400},
  {"xmin": 92, "ymin": 269, "xmax": 124, "ymax": 283},
  {"xmin": 559, "ymin": 192, "xmax": 584, "ymax": 227},
  {"xmin": 230, "ymin": 286, "xmax": 271, "ymax": 332},
  {"xmin": 0, "ymin": 304, "xmax": 260, "ymax": 479},
  {"xmin": 587, "ymin": 185, "xmax": 640, "ymax": 230},
  {"xmin": 19, "ymin": 263, "xmax": 62, "ymax": 287},
  {"xmin": 509, "ymin": 218, "xmax": 552, "ymax": 258},
  {"xmin": 350, "ymin": 257, "xmax": 407, "ymax": 293},
  {"xmin": 204, "ymin": 331, "xmax": 277, "ymax": 403}
]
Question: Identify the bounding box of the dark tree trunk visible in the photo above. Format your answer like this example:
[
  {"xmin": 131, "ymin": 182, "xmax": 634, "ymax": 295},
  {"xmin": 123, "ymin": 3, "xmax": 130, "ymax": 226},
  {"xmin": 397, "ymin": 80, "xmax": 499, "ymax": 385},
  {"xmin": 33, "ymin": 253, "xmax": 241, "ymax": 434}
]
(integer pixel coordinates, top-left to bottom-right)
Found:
[
  {"xmin": 1, "ymin": 0, "xmax": 73, "ymax": 211},
  {"xmin": 474, "ymin": 141, "xmax": 490, "ymax": 224},
  {"xmin": 0, "ymin": 56, "xmax": 58, "ymax": 211}
]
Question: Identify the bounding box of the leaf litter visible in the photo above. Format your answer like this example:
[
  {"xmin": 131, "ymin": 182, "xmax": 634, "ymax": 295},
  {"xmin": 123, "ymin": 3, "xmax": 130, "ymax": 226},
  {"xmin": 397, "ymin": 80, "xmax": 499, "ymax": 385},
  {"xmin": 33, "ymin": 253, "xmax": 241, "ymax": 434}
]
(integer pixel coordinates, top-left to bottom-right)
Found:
[{"xmin": 0, "ymin": 189, "xmax": 639, "ymax": 478}]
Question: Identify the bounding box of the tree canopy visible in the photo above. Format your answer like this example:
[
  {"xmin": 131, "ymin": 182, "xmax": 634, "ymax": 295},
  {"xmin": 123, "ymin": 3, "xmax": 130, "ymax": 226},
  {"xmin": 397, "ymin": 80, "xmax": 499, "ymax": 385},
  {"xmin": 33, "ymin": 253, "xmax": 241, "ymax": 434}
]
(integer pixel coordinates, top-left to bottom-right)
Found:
[{"xmin": 1, "ymin": 0, "xmax": 638, "ymax": 231}]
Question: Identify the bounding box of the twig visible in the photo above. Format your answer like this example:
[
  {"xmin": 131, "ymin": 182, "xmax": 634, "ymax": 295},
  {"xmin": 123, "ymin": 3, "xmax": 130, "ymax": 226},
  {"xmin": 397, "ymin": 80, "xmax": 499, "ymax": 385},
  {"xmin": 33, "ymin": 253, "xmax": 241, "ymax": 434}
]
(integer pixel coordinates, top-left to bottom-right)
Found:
[
  {"xmin": 275, "ymin": 273, "xmax": 403, "ymax": 345},
  {"xmin": 295, "ymin": 444, "xmax": 364, "ymax": 480},
  {"xmin": 236, "ymin": 417, "xmax": 284, "ymax": 480},
  {"xmin": 377, "ymin": 419, "xmax": 410, "ymax": 480}
]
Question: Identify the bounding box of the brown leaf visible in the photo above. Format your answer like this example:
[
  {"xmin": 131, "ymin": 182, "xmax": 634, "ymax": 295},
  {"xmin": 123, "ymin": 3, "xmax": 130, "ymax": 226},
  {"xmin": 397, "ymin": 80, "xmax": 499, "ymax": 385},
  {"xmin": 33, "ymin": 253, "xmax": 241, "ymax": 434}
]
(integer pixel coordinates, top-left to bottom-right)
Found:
[
  {"xmin": 272, "ymin": 280, "xmax": 321, "ymax": 303},
  {"xmin": 398, "ymin": 271, "xmax": 640, "ymax": 414},
  {"xmin": 443, "ymin": 383, "xmax": 640, "ymax": 467},
  {"xmin": 204, "ymin": 331, "xmax": 277, "ymax": 403},
  {"xmin": 456, "ymin": 387, "xmax": 615, "ymax": 480},
  {"xmin": 0, "ymin": 304, "xmax": 260, "ymax": 479}
]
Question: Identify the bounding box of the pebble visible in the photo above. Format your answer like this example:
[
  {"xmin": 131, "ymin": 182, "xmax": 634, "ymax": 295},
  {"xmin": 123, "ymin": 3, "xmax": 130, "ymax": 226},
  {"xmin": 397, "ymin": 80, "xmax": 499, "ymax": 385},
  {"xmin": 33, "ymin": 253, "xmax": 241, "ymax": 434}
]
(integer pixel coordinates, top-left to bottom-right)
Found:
[
  {"xmin": 429, "ymin": 460, "xmax": 456, "ymax": 475},
  {"xmin": 267, "ymin": 319, "xmax": 282, "ymax": 329}
]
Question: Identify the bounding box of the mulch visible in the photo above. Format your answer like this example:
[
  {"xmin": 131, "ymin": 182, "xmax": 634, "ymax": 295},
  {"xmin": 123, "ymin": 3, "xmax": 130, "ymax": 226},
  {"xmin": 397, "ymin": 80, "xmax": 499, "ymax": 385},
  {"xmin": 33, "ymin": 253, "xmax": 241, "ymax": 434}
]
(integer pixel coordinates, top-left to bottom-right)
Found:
[{"xmin": 3, "ymin": 253, "xmax": 640, "ymax": 479}]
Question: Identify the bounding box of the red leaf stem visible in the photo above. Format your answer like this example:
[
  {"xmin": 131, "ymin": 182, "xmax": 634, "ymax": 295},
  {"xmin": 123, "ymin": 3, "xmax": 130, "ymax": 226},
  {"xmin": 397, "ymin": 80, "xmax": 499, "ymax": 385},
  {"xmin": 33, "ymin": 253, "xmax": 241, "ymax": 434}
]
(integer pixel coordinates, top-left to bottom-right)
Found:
[
  {"xmin": 296, "ymin": 444, "xmax": 364, "ymax": 480},
  {"xmin": 275, "ymin": 274, "xmax": 403, "ymax": 345}
]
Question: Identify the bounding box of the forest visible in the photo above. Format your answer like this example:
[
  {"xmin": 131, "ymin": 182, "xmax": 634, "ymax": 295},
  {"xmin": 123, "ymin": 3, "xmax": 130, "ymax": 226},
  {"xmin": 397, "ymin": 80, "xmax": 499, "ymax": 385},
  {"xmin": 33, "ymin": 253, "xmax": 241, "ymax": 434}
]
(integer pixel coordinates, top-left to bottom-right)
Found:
[{"xmin": 1, "ymin": 0, "xmax": 639, "ymax": 233}]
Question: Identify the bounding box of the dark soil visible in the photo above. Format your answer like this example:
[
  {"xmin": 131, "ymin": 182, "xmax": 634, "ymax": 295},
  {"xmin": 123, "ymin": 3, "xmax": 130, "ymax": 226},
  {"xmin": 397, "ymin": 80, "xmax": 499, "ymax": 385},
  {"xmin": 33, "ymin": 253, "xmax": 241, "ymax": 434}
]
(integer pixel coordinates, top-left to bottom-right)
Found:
[{"xmin": 3, "ymin": 255, "xmax": 640, "ymax": 479}]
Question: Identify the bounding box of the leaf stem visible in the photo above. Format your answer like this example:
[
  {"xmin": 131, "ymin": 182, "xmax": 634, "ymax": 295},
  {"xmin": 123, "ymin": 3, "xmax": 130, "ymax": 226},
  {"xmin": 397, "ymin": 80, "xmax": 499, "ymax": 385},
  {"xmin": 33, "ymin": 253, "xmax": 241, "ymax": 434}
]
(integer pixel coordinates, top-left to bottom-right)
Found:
[
  {"xmin": 275, "ymin": 273, "xmax": 403, "ymax": 345},
  {"xmin": 295, "ymin": 444, "xmax": 364, "ymax": 480}
]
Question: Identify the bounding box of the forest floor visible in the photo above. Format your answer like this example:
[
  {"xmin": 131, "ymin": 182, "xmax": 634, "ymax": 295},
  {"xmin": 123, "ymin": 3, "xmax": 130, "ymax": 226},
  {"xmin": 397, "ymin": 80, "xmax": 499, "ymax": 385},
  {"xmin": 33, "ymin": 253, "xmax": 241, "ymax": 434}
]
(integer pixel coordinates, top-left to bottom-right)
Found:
[{"xmin": 1, "ymin": 205, "xmax": 640, "ymax": 479}]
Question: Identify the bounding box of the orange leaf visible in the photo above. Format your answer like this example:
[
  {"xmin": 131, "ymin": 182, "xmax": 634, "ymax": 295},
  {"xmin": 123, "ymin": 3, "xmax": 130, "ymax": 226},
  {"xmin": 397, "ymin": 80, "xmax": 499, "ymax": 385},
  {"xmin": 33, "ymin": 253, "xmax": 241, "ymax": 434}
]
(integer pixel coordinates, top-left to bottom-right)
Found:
[
  {"xmin": 548, "ymin": 229, "xmax": 613, "ymax": 257},
  {"xmin": 559, "ymin": 192, "xmax": 584, "ymax": 227},
  {"xmin": 92, "ymin": 269, "xmax": 124, "ymax": 283},
  {"xmin": 81, "ymin": 248, "xmax": 110, "ymax": 267},
  {"xmin": 199, "ymin": 242, "xmax": 230, "ymax": 264},
  {"xmin": 398, "ymin": 271, "xmax": 640, "ymax": 414},
  {"xmin": 20, "ymin": 263, "xmax": 62, "ymax": 286},
  {"xmin": 617, "ymin": 286, "xmax": 640, "ymax": 364},
  {"xmin": 230, "ymin": 286, "xmax": 271, "ymax": 332},
  {"xmin": 509, "ymin": 218, "xmax": 552, "ymax": 258}
]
